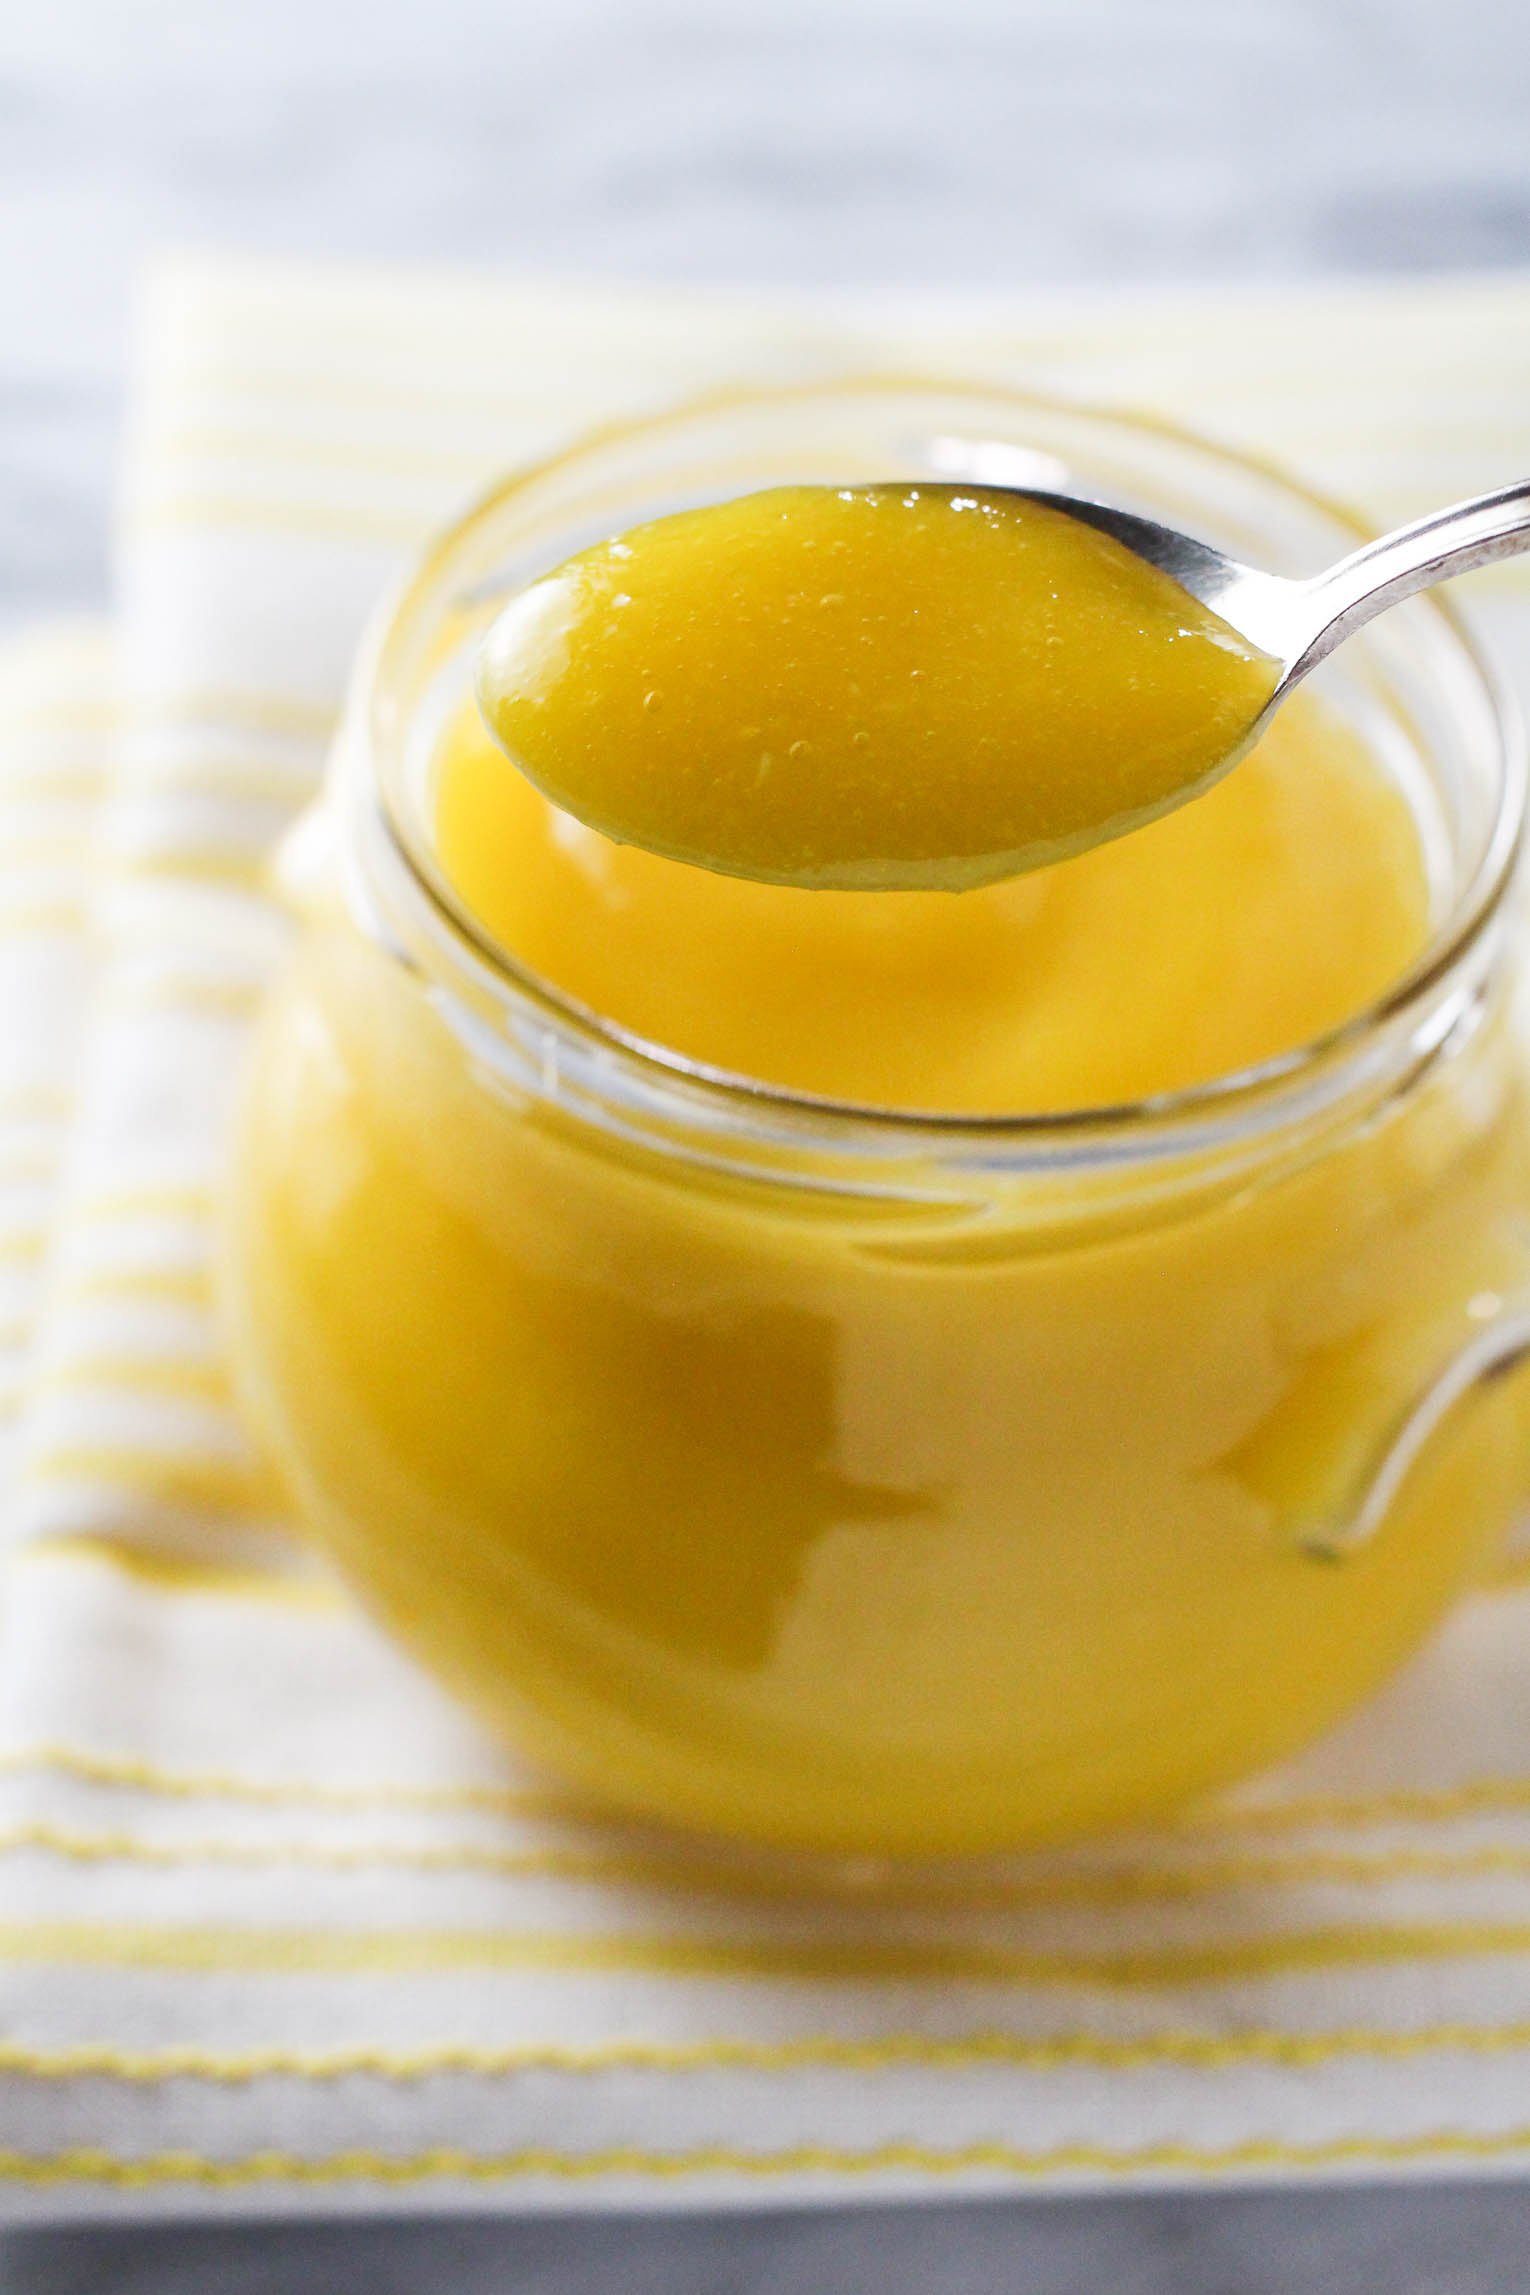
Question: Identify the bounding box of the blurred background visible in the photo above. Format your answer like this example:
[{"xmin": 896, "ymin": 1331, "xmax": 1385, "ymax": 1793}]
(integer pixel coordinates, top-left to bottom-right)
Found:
[
  {"xmin": 5, "ymin": 0, "xmax": 1530, "ymax": 2286},
  {"xmin": 6, "ymin": 0, "xmax": 1530, "ymax": 621}
]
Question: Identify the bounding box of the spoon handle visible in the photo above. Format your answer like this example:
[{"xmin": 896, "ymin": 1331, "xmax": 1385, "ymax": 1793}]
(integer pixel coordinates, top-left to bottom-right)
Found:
[{"xmin": 1293, "ymin": 478, "xmax": 1530, "ymax": 679}]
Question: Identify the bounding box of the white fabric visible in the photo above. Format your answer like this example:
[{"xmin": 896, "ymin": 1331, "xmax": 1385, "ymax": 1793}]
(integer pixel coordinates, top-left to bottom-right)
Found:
[{"xmin": 4, "ymin": 255, "xmax": 1530, "ymax": 2222}]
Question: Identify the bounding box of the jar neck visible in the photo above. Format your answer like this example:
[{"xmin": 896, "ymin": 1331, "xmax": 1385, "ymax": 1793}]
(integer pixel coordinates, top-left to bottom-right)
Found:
[{"xmin": 321, "ymin": 689, "xmax": 1515, "ymax": 1215}]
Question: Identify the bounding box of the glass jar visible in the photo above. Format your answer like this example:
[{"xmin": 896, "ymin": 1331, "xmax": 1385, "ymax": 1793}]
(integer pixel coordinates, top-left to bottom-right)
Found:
[{"xmin": 222, "ymin": 382, "xmax": 1530, "ymax": 1858}]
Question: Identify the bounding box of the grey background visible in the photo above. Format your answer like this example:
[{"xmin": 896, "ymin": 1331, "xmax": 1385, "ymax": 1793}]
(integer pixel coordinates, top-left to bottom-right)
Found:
[
  {"xmin": 5, "ymin": 0, "xmax": 1530, "ymax": 2283},
  {"xmin": 8, "ymin": 0, "xmax": 1530, "ymax": 627}
]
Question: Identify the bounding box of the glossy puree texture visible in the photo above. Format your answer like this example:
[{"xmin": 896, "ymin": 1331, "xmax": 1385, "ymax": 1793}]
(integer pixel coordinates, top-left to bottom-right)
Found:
[
  {"xmin": 474, "ymin": 484, "xmax": 1281, "ymax": 891},
  {"xmin": 222, "ymin": 485, "xmax": 1530, "ymax": 1857},
  {"xmin": 438, "ymin": 686, "xmax": 1428, "ymax": 1112}
]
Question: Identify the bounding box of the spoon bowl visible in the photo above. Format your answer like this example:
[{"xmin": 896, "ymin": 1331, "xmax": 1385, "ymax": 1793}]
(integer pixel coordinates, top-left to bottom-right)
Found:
[{"xmin": 473, "ymin": 448, "xmax": 1530, "ymax": 895}]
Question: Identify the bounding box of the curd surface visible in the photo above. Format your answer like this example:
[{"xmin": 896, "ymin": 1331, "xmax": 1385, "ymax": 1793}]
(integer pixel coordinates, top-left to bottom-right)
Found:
[{"xmin": 440, "ymin": 683, "xmax": 1427, "ymax": 1112}]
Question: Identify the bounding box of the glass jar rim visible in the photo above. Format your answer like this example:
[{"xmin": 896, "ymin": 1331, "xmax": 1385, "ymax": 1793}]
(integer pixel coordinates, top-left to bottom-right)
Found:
[{"xmin": 357, "ymin": 375, "xmax": 1527, "ymax": 1159}]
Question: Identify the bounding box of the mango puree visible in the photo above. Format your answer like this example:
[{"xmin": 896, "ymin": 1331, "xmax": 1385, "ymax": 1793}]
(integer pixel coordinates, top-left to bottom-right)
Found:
[
  {"xmin": 475, "ymin": 484, "xmax": 1281, "ymax": 891},
  {"xmin": 225, "ymin": 672, "xmax": 1530, "ymax": 1853}
]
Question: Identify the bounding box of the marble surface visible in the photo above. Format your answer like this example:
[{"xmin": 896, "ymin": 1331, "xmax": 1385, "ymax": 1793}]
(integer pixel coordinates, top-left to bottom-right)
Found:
[
  {"xmin": 10, "ymin": 2180, "xmax": 1530, "ymax": 2294},
  {"xmin": 7, "ymin": 0, "xmax": 1530, "ymax": 2283},
  {"xmin": 7, "ymin": 0, "xmax": 1530, "ymax": 626}
]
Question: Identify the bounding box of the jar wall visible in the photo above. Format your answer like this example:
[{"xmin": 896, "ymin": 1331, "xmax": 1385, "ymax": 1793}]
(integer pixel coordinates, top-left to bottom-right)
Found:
[{"xmin": 223, "ymin": 915, "xmax": 1530, "ymax": 1855}]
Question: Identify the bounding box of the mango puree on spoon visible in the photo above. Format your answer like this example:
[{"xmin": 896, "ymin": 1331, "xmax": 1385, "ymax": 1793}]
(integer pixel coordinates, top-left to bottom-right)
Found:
[{"xmin": 474, "ymin": 483, "xmax": 1282, "ymax": 893}]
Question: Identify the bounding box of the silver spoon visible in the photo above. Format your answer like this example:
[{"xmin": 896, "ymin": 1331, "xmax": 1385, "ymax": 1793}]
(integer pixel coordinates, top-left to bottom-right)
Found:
[
  {"xmin": 473, "ymin": 466, "xmax": 1530, "ymax": 893},
  {"xmin": 985, "ymin": 472, "xmax": 1530, "ymax": 732}
]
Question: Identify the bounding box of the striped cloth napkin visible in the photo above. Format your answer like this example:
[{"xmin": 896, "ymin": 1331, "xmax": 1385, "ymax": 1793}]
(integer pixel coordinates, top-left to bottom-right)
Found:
[{"xmin": 6, "ymin": 256, "xmax": 1530, "ymax": 2225}]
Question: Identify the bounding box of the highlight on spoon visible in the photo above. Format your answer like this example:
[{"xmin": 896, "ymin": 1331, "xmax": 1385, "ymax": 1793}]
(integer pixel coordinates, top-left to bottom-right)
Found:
[{"xmin": 474, "ymin": 482, "xmax": 1282, "ymax": 893}]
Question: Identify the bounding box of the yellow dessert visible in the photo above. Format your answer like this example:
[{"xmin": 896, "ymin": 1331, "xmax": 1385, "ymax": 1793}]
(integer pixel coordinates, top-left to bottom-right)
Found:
[
  {"xmin": 227, "ymin": 660, "xmax": 1530, "ymax": 1854},
  {"xmin": 475, "ymin": 484, "xmax": 1280, "ymax": 891},
  {"xmin": 222, "ymin": 383, "xmax": 1530, "ymax": 1859},
  {"xmin": 439, "ymin": 686, "xmax": 1423, "ymax": 1114}
]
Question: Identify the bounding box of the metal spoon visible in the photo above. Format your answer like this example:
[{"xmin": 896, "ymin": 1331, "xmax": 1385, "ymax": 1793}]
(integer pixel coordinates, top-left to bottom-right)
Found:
[
  {"xmin": 474, "ymin": 467, "xmax": 1530, "ymax": 893},
  {"xmin": 985, "ymin": 472, "xmax": 1530, "ymax": 732}
]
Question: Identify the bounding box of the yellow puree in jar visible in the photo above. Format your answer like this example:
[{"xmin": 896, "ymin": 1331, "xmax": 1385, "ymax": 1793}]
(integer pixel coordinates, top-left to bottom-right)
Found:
[
  {"xmin": 440, "ymin": 685, "xmax": 1425, "ymax": 1114},
  {"xmin": 475, "ymin": 485, "xmax": 1282, "ymax": 891},
  {"xmin": 231, "ymin": 482, "xmax": 1530, "ymax": 1856}
]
